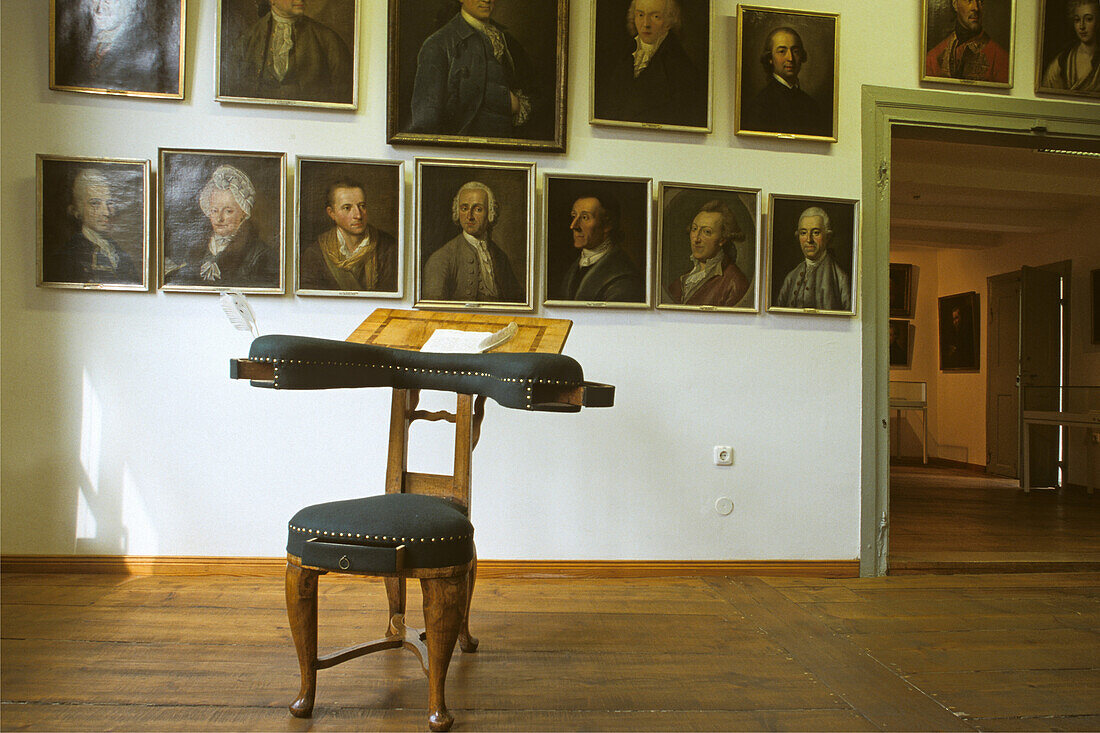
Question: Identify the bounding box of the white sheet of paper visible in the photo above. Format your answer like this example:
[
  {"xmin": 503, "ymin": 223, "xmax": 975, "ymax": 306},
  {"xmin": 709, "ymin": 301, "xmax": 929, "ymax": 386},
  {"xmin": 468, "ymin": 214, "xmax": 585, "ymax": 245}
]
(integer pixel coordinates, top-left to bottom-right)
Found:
[{"xmin": 420, "ymin": 329, "xmax": 495, "ymax": 353}]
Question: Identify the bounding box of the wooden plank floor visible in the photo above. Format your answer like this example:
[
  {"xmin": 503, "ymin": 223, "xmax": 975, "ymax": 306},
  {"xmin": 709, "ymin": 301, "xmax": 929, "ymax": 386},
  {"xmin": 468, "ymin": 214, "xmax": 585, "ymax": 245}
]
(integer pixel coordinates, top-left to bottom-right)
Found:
[
  {"xmin": 3, "ymin": 571, "xmax": 1099, "ymax": 731},
  {"xmin": 889, "ymin": 464, "xmax": 1100, "ymax": 572}
]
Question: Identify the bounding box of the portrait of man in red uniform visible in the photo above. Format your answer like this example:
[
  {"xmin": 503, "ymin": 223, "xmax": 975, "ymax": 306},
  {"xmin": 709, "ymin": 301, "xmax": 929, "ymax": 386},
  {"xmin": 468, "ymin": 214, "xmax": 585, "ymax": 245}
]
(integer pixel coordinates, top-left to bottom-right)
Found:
[{"xmin": 923, "ymin": 0, "xmax": 1012, "ymax": 86}]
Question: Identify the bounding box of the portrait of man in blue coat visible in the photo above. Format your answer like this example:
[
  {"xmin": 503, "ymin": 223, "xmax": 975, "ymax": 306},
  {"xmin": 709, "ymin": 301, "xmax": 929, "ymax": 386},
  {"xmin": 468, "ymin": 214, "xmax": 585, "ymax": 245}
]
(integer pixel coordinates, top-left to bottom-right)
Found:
[{"xmin": 392, "ymin": 0, "xmax": 563, "ymax": 148}]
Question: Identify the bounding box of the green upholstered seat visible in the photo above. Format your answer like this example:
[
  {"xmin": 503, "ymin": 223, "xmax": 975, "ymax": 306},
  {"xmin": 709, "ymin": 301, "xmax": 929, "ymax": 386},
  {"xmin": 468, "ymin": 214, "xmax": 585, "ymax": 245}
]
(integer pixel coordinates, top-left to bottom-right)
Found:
[{"xmin": 288, "ymin": 493, "xmax": 474, "ymax": 573}]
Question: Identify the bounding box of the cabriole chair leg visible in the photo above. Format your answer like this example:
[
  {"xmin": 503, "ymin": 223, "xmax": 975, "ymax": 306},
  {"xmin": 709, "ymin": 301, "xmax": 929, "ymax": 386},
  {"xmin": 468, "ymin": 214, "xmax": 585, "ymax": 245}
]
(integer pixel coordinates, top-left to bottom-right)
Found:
[
  {"xmin": 421, "ymin": 573, "xmax": 469, "ymax": 732},
  {"xmin": 285, "ymin": 562, "xmax": 320, "ymax": 718}
]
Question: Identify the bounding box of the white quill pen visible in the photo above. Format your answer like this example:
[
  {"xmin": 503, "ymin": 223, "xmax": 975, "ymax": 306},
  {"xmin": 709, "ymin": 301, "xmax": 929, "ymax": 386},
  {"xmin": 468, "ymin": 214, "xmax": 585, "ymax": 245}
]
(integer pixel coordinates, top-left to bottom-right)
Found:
[{"xmin": 219, "ymin": 291, "xmax": 259, "ymax": 338}]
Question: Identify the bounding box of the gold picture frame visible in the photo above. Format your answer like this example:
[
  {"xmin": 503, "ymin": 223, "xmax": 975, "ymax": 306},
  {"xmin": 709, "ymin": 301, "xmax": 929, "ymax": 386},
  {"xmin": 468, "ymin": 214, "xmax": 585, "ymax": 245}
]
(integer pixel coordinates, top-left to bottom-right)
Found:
[
  {"xmin": 159, "ymin": 148, "xmax": 286, "ymax": 294},
  {"xmin": 656, "ymin": 182, "xmax": 761, "ymax": 313},
  {"xmin": 414, "ymin": 158, "xmax": 536, "ymax": 311},
  {"xmin": 920, "ymin": 0, "xmax": 1015, "ymax": 88},
  {"xmin": 215, "ymin": 0, "xmax": 360, "ymax": 109},
  {"xmin": 37, "ymin": 154, "xmax": 151, "ymax": 291},
  {"xmin": 735, "ymin": 4, "xmax": 839, "ymax": 142},
  {"xmin": 765, "ymin": 193, "xmax": 859, "ymax": 317},
  {"xmin": 49, "ymin": 0, "xmax": 185, "ymax": 99},
  {"xmin": 589, "ymin": 0, "xmax": 713, "ymax": 133},
  {"xmin": 1035, "ymin": 0, "xmax": 1100, "ymax": 99},
  {"xmin": 542, "ymin": 172, "xmax": 653, "ymax": 309},
  {"xmin": 294, "ymin": 156, "xmax": 405, "ymax": 298},
  {"xmin": 387, "ymin": 0, "xmax": 569, "ymax": 153}
]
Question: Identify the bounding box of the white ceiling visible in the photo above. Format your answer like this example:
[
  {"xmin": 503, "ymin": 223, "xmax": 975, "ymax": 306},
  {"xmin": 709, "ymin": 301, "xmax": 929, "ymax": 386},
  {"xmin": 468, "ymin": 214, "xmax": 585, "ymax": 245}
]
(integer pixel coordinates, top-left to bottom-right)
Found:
[{"xmin": 889, "ymin": 128, "xmax": 1100, "ymax": 250}]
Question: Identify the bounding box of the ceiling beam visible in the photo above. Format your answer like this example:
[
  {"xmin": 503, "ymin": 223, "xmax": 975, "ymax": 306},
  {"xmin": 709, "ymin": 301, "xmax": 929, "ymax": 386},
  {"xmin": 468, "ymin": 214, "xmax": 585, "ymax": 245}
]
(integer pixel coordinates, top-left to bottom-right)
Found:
[{"xmin": 890, "ymin": 226, "xmax": 1002, "ymax": 250}]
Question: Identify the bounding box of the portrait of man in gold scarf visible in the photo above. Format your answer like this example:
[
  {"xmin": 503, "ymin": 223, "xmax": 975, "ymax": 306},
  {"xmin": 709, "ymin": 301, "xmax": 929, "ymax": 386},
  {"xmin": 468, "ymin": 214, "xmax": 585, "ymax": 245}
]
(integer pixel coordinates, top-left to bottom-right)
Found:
[{"xmin": 295, "ymin": 158, "xmax": 404, "ymax": 297}]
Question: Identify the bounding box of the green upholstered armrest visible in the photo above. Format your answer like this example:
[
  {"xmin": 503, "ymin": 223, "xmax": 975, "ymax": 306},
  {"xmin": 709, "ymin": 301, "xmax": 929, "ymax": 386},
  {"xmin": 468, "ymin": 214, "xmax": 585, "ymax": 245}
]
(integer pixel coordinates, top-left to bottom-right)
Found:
[{"xmin": 230, "ymin": 335, "xmax": 614, "ymax": 412}]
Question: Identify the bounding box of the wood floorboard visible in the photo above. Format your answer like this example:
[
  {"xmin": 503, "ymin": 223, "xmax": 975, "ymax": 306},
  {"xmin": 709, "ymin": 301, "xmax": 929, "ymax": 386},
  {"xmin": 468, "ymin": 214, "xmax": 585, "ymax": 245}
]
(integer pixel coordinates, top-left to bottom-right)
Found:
[
  {"xmin": 889, "ymin": 464, "xmax": 1100, "ymax": 572},
  {"xmin": 4, "ymin": 572, "xmax": 1100, "ymax": 731}
]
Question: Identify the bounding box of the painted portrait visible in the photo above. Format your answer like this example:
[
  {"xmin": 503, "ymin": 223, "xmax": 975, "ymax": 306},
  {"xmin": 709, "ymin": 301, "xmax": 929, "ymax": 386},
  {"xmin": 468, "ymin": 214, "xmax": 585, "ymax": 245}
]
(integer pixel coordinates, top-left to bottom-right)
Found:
[
  {"xmin": 216, "ymin": 0, "xmax": 359, "ymax": 108},
  {"xmin": 159, "ymin": 149, "xmax": 286, "ymax": 293},
  {"xmin": 295, "ymin": 157, "xmax": 404, "ymax": 297},
  {"xmin": 590, "ymin": 0, "xmax": 711, "ymax": 132},
  {"xmin": 921, "ymin": 0, "xmax": 1015, "ymax": 88},
  {"xmin": 889, "ymin": 319, "xmax": 913, "ymax": 368},
  {"xmin": 657, "ymin": 183, "xmax": 760, "ymax": 312},
  {"xmin": 415, "ymin": 158, "xmax": 534, "ymax": 310},
  {"xmin": 890, "ymin": 263, "xmax": 914, "ymax": 318},
  {"xmin": 387, "ymin": 0, "xmax": 569, "ymax": 152},
  {"xmin": 50, "ymin": 0, "xmax": 185, "ymax": 98},
  {"xmin": 1036, "ymin": 0, "xmax": 1100, "ymax": 98},
  {"xmin": 766, "ymin": 195, "xmax": 858, "ymax": 316},
  {"xmin": 939, "ymin": 291, "xmax": 980, "ymax": 371},
  {"xmin": 735, "ymin": 5, "xmax": 838, "ymax": 141},
  {"xmin": 543, "ymin": 174, "xmax": 651, "ymax": 308},
  {"xmin": 37, "ymin": 155, "xmax": 150, "ymax": 291}
]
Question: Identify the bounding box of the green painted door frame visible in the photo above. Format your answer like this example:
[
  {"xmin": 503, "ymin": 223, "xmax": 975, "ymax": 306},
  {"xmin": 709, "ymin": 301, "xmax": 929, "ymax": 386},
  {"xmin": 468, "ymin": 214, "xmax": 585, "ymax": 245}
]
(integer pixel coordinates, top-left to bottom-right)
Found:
[{"xmin": 859, "ymin": 86, "xmax": 1100, "ymax": 576}]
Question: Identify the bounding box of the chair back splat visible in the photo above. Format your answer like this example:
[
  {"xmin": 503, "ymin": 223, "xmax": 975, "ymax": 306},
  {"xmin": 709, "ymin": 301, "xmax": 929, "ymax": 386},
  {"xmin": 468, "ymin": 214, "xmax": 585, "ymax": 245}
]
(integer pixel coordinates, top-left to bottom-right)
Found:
[{"xmin": 230, "ymin": 315, "xmax": 614, "ymax": 733}]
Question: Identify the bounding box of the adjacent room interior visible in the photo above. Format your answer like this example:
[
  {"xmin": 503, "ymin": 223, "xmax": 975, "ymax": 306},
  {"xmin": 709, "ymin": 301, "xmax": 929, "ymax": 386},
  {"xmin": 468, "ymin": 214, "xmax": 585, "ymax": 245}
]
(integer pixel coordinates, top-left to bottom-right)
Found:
[{"xmin": 885, "ymin": 126, "xmax": 1100, "ymax": 572}]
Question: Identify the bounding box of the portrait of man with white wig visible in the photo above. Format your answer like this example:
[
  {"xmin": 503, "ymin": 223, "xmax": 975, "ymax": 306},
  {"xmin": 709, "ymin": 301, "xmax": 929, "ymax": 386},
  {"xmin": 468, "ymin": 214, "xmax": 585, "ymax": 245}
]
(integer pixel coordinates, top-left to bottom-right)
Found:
[
  {"xmin": 38, "ymin": 156, "xmax": 148, "ymax": 289},
  {"xmin": 161, "ymin": 152, "xmax": 284, "ymax": 291}
]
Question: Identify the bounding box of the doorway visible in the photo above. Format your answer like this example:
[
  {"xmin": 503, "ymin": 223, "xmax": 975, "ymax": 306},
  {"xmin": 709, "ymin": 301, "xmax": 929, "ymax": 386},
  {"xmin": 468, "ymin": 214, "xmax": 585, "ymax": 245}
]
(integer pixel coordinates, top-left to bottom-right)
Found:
[{"xmin": 859, "ymin": 86, "xmax": 1100, "ymax": 576}]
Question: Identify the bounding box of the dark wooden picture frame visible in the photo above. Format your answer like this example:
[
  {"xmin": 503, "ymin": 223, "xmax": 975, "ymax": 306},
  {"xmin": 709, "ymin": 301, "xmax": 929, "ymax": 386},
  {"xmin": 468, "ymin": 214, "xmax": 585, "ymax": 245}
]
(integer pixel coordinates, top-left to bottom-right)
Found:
[
  {"xmin": 657, "ymin": 182, "xmax": 761, "ymax": 312},
  {"xmin": 938, "ymin": 291, "xmax": 980, "ymax": 371},
  {"xmin": 765, "ymin": 194, "xmax": 858, "ymax": 316},
  {"xmin": 890, "ymin": 262, "xmax": 914, "ymax": 318},
  {"xmin": 387, "ymin": 0, "xmax": 569, "ymax": 152},
  {"xmin": 414, "ymin": 158, "xmax": 535, "ymax": 311},
  {"xmin": 543, "ymin": 173, "xmax": 652, "ymax": 308},
  {"xmin": 921, "ymin": 0, "xmax": 1015, "ymax": 88},
  {"xmin": 216, "ymin": 0, "xmax": 359, "ymax": 109},
  {"xmin": 50, "ymin": 0, "xmax": 185, "ymax": 98},
  {"xmin": 1035, "ymin": 0, "xmax": 1100, "ymax": 99},
  {"xmin": 159, "ymin": 148, "xmax": 286, "ymax": 294},
  {"xmin": 37, "ymin": 155, "xmax": 151, "ymax": 291},
  {"xmin": 889, "ymin": 319, "xmax": 913, "ymax": 368},
  {"xmin": 590, "ymin": 0, "xmax": 712, "ymax": 132},
  {"xmin": 735, "ymin": 4, "xmax": 838, "ymax": 142},
  {"xmin": 294, "ymin": 157, "xmax": 405, "ymax": 298}
]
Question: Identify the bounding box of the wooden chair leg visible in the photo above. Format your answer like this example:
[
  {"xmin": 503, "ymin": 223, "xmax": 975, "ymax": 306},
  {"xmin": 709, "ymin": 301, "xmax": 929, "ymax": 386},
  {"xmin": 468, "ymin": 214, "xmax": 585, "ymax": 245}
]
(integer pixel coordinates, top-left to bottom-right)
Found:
[
  {"xmin": 384, "ymin": 576, "xmax": 407, "ymax": 634},
  {"xmin": 285, "ymin": 562, "xmax": 320, "ymax": 718},
  {"xmin": 459, "ymin": 551, "xmax": 478, "ymax": 653},
  {"xmin": 420, "ymin": 574, "xmax": 469, "ymax": 733}
]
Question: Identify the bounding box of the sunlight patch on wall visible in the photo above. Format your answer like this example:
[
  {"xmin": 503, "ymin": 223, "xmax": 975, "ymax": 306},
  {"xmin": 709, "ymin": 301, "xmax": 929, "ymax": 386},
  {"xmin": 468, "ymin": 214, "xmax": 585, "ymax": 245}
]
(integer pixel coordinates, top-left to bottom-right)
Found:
[
  {"xmin": 122, "ymin": 464, "xmax": 158, "ymax": 554},
  {"xmin": 76, "ymin": 488, "xmax": 97, "ymax": 542},
  {"xmin": 80, "ymin": 369, "xmax": 102, "ymax": 493}
]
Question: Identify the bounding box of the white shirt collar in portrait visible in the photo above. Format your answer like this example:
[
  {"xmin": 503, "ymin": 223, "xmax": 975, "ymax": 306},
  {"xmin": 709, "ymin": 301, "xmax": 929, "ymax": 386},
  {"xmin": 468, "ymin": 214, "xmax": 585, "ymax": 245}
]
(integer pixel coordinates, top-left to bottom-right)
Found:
[
  {"xmin": 633, "ymin": 32, "xmax": 668, "ymax": 77},
  {"xmin": 270, "ymin": 8, "xmax": 296, "ymax": 81},
  {"xmin": 461, "ymin": 9, "xmax": 507, "ymax": 61},
  {"xmin": 82, "ymin": 225, "xmax": 120, "ymax": 270},
  {"xmin": 577, "ymin": 239, "xmax": 613, "ymax": 268},
  {"xmin": 462, "ymin": 231, "xmax": 499, "ymax": 297},
  {"xmin": 682, "ymin": 251, "xmax": 723, "ymax": 300},
  {"xmin": 772, "ymin": 73, "xmax": 799, "ymax": 90},
  {"xmin": 336, "ymin": 227, "xmax": 371, "ymax": 259}
]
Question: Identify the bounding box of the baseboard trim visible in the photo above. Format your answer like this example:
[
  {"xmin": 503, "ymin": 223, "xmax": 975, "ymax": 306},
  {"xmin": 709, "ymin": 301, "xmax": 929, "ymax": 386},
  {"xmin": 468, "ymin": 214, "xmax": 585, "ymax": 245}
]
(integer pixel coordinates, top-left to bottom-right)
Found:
[{"xmin": 0, "ymin": 555, "xmax": 859, "ymax": 579}]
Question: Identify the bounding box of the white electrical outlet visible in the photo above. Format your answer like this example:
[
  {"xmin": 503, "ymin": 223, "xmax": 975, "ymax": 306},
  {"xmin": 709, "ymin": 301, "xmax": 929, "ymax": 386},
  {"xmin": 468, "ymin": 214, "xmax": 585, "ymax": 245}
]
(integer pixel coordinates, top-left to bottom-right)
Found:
[
  {"xmin": 713, "ymin": 445, "xmax": 733, "ymax": 465},
  {"xmin": 715, "ymin": 497, "xmax": 734, "ymax": 515}
]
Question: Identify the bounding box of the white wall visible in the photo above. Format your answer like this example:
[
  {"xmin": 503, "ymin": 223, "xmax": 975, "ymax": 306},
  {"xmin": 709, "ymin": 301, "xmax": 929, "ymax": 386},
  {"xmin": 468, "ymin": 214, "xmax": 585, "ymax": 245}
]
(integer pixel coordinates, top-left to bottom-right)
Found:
[{"xmin": 0, "ymin": 1, "xmax": 1083, "ymax": 560}]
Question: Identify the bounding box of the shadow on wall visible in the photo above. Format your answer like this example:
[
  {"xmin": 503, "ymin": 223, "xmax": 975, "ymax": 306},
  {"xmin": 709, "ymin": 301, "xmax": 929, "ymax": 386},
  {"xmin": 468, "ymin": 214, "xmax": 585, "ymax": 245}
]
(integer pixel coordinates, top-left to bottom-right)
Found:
[{"xmin": 73, "ymin": 367, "xmax": 157, "ymax": 555}]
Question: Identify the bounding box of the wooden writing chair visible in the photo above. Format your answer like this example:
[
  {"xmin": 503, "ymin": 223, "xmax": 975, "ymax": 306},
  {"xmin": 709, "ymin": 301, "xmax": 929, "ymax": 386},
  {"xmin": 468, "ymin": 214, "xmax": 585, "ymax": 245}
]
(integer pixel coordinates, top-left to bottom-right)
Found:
[{"xmin": 230, "ymin": 310, "xmax": 614, "ymax": 731}]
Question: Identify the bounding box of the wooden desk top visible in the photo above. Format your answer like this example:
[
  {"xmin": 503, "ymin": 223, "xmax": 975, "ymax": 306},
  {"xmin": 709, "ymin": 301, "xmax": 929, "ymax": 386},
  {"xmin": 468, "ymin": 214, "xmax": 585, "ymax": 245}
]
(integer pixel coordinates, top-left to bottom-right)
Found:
[{"xmin": 346, "ymin": 308, "xmax": 573, "ymax": 354}]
